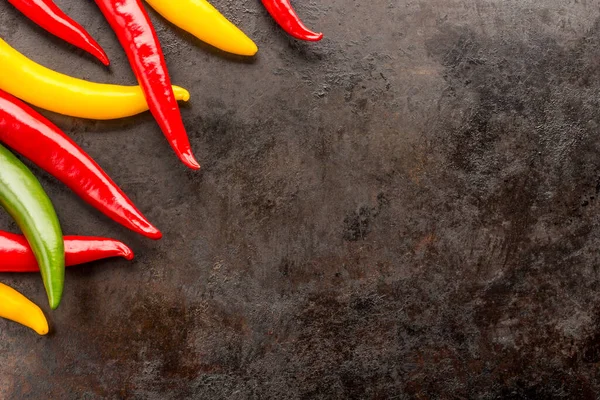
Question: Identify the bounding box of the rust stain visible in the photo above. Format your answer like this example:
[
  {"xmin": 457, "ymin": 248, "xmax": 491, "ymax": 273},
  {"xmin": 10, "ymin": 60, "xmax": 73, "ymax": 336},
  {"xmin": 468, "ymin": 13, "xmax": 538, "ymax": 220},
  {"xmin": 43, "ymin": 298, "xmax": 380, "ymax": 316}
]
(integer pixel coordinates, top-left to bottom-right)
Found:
[{"xmin": 415, "ymin": 233, "xmax": 436, "ymax": 252}]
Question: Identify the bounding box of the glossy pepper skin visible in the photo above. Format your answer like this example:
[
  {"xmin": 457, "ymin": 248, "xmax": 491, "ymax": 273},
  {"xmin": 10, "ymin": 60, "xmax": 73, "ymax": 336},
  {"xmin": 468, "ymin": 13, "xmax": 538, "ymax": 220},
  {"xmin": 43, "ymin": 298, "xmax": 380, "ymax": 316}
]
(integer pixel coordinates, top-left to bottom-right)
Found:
[
  {"xmin": 0, "ymin": 38, "xmax": 190, "ymax": 120},
  {"xmin": 0, "ymin": 90, "xmax": 162, "ymax": 240},
  {"xmin": 144, "ymin": 0, "xmax": 258, "ymax": 56},
  {"xmin": 0, "ymin": 231, "xmax": 133, "ymax": 272},
  {"xmin": 7, "ymin": 0, "xmax": 109, "ymax": 65},
  {"xmin": 261, "ymin": 0, "xmax": 323, "ymax": 41},
  {"xmin": 0, "ymin": 144, "xmax": 64, "ymax": 310},
  {"xmin": 94, "ymin": 0, "xmax": 200, "ymax": 170},
  {"xmin": 0, "ymin": 282, "xmax": 48, "ymax": 335}
]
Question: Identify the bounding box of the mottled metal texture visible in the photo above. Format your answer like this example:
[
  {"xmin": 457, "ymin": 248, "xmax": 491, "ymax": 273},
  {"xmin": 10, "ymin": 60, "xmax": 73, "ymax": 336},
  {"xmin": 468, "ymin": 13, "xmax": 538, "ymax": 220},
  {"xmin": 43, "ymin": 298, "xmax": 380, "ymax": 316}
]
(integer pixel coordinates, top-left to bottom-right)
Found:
[{"xmin": 1, "ymin": 0, "xmax": 600, "ymax": 398}]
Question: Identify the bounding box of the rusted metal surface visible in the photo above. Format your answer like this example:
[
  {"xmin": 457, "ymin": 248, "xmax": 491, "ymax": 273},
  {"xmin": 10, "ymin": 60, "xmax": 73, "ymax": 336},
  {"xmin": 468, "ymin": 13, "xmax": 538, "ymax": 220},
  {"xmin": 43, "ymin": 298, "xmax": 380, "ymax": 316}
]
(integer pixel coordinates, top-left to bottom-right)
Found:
[{"xmin": 2, "ymin": 0, "xmax": 600, "ymax": 398}]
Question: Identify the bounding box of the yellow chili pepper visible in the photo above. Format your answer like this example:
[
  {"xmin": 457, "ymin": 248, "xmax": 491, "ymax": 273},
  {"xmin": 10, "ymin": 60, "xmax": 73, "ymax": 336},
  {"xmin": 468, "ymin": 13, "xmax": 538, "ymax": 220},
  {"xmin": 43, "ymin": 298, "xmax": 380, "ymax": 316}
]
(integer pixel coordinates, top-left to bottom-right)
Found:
[
  {"xmin": 144, "ymin": 0, "xmax": 258, "ymax": 56},
  {"xmin": 0, "ymin": 282, "xmax": 49, "ymax": 335},
  {"xmin": 0, "ymin": 38, "xmax": 190, "ymax": 120}
]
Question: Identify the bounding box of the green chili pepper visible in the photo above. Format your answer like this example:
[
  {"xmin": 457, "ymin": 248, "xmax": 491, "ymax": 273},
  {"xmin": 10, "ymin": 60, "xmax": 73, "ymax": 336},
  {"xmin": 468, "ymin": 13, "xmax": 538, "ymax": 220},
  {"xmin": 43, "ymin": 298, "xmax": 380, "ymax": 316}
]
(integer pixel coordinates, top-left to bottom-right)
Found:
[{"xmin": 0, "ymin": 144, "xmax": 64, "ymax": 309}]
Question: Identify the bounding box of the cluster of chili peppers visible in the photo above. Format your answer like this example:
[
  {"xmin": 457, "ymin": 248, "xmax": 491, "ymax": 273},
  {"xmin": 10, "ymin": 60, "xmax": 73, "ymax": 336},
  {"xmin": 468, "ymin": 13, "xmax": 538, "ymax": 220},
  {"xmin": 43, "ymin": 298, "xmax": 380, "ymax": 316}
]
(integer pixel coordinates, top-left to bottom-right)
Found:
[{"xmin": 0, "ymin": 0, "xmax": 323, "ymax": 334}]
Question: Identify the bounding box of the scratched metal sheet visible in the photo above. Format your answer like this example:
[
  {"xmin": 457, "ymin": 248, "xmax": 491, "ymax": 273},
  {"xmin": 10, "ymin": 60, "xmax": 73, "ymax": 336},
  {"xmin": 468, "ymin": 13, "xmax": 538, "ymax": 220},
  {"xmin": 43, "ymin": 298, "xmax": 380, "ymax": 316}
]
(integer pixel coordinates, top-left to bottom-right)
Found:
[{"xmin": 2, "ymin": 0, "xmax": 600, "ymax": 398}]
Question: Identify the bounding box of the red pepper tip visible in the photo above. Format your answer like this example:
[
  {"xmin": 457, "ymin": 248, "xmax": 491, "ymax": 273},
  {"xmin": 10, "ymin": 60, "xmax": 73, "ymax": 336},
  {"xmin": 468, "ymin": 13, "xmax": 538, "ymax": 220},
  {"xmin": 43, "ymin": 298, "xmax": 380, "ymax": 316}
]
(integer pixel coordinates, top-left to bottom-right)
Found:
[
  {"xmin": 181, "ymin": 152, "xmax": 201, "ymax": 170},
  {"xmin": 302, "ymin": 32, "xmax": 323, "ymax": 42},
  {"xmin": 88, "ymin": 44, "xmax": 110, "ymax": 66},
  {"xmin": 99, "ymin": 55, "xmax": 111, "ymax": 67},
  {"xmin": 117, "ymin": 243, "xmax": 135, "ymax": 260},
  {"xmin": 136, "ymin": 222, "xmax": 162, "ymax": 240},
  {"xmin": 146, "ymin": 229, "xmax": 163, "ymax": 240},
  {"xmin": 84, "ymin": 35, "xmax": 110, "ymax": 65}
]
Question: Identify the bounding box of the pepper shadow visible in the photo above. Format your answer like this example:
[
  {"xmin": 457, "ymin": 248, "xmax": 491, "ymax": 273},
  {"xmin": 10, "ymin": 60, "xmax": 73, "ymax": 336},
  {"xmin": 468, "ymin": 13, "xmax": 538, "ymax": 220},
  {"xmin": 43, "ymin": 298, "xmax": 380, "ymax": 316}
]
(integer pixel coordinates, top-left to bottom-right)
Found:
[{"xmin": 33, "ymin": 106, "xmax": 157, "ymax": 135}]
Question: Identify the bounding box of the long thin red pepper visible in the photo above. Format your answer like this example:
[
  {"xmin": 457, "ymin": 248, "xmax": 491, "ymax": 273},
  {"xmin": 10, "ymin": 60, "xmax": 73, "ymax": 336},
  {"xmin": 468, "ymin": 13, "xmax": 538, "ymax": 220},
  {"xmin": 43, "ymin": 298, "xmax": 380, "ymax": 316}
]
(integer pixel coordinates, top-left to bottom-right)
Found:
[
  {"xmin": 7, "ymin": 0, "xmax": 109, "ymax": 65},
  {"xmin": 0, "ymin": 231, "xmax": 133, "ymax": 272},
  {"xmin": 0, "ymin": 89, "xmax": 162, "ymax": 240},
  {"xmin": 93, "ymin": 0, "xmax": 200, "ymax": 170},
  {"xmin": 261, "ymin": 0, "xmax": 323, "ymax": 41}
]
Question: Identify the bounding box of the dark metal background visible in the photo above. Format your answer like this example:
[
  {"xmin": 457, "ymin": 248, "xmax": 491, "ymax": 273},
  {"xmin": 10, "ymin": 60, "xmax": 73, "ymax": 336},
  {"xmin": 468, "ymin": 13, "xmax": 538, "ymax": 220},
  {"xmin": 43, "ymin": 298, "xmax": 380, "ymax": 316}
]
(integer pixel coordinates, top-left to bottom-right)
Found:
[{"xmin": 2, "ymin": 0, "xmax": 600, "ymax": 398}]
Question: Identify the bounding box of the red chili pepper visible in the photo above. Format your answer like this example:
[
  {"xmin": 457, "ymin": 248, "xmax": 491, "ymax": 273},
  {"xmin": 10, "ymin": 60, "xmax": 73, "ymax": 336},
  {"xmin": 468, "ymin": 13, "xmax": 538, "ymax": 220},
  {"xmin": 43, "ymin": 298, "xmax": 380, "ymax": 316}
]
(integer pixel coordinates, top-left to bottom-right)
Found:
[
  {"xmin": 0, "ymin": 231, "xmax": 133, "ymax": 272},
  {"xmin": 0, "ymin": 89, "xmax": 162, "ymax": 240},
  {"xmin": 261, "ymin": 0, "xmax": 323, "ymax": 41},
  {"xmin": 93, "ymin": 0, "xmax": 200, "ymax": 170},
  {"xmin": 7, "ymin": 0, "xmax": 110, "ymax": 65}
]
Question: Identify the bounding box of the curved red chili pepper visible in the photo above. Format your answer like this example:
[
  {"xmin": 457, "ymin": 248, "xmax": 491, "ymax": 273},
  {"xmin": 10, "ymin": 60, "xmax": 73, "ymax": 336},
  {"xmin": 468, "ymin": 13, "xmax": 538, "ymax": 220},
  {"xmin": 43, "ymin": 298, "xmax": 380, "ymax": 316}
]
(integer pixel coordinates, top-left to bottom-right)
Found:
[
  {"xmin": 0, "ymin": 89, "xmax": 162, "ymax": 240},
  {"xmin": 261, "ymin": 0, "xmax": 323, "ymax": 41},
  {"xmin": 0, "ymin": 231, "xmax": 133, "ymax": 272},
  {"xmin": 93, "ymin": 0, "xmax": 200, "ymax": 170},
  {"xmin": 7, "ymin": 0, "xmax": 109, "ymax": 65}
]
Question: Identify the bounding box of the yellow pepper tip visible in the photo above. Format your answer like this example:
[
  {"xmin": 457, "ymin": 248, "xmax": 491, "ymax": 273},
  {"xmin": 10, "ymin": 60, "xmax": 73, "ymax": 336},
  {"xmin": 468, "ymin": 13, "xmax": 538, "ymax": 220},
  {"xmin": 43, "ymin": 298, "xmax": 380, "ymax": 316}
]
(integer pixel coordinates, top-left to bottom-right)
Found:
[
  {"xmin": 35, "ymin": 320, "xmax": 50, "ymax": 336},
  {"xmin": 233, "ymin": 38, "xmax": 258, "ymax": 57},
  {"xmin": 0, "ymin": 282, "xmax": 50, "ymax": 335},
  {"xmin": 173, "ymin": 86, "xmax": 191, "ymax": 102},
  {"xmin": 247, "ymin": 43, "xmax": 259, "ymax": 57}
]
